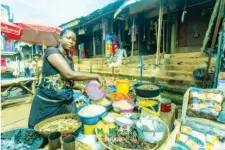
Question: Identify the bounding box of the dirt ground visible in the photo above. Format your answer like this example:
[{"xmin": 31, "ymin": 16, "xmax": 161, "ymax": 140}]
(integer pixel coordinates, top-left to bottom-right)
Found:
[{"xmin": 1, "ymin": 97, "xmax": 32, "ymax": 132}]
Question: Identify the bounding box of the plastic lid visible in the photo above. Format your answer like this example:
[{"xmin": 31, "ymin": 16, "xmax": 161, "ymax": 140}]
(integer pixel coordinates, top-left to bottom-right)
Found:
[{"xmin": 85, "ymin": 80, "xmax": 106, "ymax": 100}]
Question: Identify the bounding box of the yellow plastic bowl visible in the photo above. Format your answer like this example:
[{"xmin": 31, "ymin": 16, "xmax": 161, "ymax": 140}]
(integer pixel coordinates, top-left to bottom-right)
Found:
[
  {"xmin": 116, "ymin": 80, "xmax": 131, "ymax": 94},
  {"xmin": 84, "ymin": 124, "xmax": 96, "ymax": 134}
]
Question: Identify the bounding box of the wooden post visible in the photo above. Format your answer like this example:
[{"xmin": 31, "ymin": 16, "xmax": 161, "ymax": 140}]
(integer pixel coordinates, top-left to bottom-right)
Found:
[
  {"xmin": 163, "ymin": 21, "xmax": 165, "ymax": 54},
  {"xmin": 155, "ymin": 22, "xmax": 158, "ymax": 45},
  {"xmin": 201, "ymin": 0, "xmax": 221, "ymax": 52},
  {"xmin": 203, "ymin": 0, "xmax": 224, "ymax": 87},
  {"xmin": 213, "ymin": 31, "xmax": 223, "ymax": 88},
  {"xmin": 171, "ymin": 13, "xmax": 177, "ymax": 54},
  {"xmin": 156, "ymin": 0, "xmax": 163, "ymax": 65},
  {"xmin": 93, "ymin": 32, "xmax": 96, "ymax": 57},
  {"xmin": 131, "ymin": 17, "xmax": 135, "ymax": 57}
]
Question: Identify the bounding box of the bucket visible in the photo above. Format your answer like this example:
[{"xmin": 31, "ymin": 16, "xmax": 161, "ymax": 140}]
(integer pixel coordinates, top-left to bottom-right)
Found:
[
  {"xmin": 116, "ymin": 80, "xmax": 130, "ymax": 94},
  {"xmin": 84, "ymin": 124, "xmax": 96, "ymax": 134},
  {"xmin": 62, "ymin": 135, "xmax": 75, "ymax": 150},
  {"xmin": 48, "ymin": 132, "xmax": 61, "ymax": 150}
]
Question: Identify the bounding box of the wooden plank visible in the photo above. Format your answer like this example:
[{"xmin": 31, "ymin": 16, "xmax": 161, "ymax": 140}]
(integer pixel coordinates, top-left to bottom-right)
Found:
[
  {"xmin": 204, "ymin": 0, "xmax": 225, "ymax": 87},
  {"xmin": 1, "ymin": 96, "xmax": 32, "ymax": 107},
  {"xmin": 168, "ymin": 52, "xmax": 207, "ymax": 58},
  {"xmin": 201, "ymin": 0, "xmax": 221, "ymax": 51},
  {"xmin": 1, "ymin": 77, "xmax": 36, "ymax": 87}
]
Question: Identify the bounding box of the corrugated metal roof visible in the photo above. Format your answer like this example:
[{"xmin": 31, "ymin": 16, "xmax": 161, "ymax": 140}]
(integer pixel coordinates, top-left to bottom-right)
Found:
[{"xmin": 60, "ymin": 0, "xmax": 124, "ymax": 29}]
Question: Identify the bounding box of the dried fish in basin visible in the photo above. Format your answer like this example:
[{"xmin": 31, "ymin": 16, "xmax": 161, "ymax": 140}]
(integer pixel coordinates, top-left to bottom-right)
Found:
[
  {"xmin": 106, "ymin": 126, "xmax": 157, "ymax": 150},
  {"xmin": 39, "ymin": 118, "xmax": 80, "ymax": 132}
]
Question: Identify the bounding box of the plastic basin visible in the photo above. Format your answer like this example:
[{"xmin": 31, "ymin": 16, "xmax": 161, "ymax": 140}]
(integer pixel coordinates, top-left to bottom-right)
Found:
[
  {"xmin": 77, "ymin": 105, "xmax": 108, "ymax": 125},
  {"xmin": 133, "ymin": 82, "xmax": 162, "ymax": 98},
  {"xmin": 112, "ymin": 100, "xmax": 135, "ymax": 113}
]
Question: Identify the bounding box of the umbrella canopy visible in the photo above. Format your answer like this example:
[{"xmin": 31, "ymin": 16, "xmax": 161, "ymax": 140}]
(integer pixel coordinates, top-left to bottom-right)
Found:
[
  {"xmin": 1, "ymin": 20, "xmax": 24, "ymax": 40},
  {"xmin": 14, "ymin": 22, "xmax": 62, "ymax": 47}
]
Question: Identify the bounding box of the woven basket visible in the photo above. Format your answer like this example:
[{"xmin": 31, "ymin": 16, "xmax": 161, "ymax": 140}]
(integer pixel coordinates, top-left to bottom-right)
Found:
[
  {"xmin": 95, "ymin": 118, "xmax": 169, "ymax": 150},
  {"xmin": 34, "ymin": 113, "xmax": 82, "ymax": 135},
  {"xmin": 108, "ymin": 117, "xmax": 169, "ymax": 150}
]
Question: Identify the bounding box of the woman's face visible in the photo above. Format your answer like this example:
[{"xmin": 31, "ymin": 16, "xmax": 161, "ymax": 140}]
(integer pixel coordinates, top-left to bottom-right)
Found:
[{"xmin": 60, "ymin": 31, "xmax": 76, "ymax": 51}]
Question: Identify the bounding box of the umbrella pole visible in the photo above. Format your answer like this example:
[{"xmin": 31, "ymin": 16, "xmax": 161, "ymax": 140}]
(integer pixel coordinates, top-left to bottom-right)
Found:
[
  {"xmin": 42, "ymin": 34, "xmax": 45, "ymax": 55},
  {"xmin": 32, "ymin": 45, "xmax": 33, "ymax": 61}
]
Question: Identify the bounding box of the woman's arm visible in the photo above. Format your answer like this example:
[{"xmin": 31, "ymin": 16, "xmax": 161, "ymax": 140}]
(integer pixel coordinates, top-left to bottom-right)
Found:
[{"xmin": 47, "ymin": 53, "xmax": 104, "ymax": 86}]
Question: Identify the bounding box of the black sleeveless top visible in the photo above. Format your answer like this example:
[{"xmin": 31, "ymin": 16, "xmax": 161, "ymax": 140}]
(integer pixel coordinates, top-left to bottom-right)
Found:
[
  {"xmin": 28, "ymin": 47, "xmax": 76, "ymax": 128},
  {"xmin": 38, "ymin": 47, "xmax": 74, "ymax": 101}
]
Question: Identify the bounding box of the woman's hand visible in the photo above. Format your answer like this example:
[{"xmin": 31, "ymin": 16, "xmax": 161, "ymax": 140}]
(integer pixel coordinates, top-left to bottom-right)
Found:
[
  {"xmin": 81, "ymin": 88, "xmax": 87, "ymax": 95},
  {"xmin": 96, "ymin": 75, "xmax": 105, "ymax": 88}
]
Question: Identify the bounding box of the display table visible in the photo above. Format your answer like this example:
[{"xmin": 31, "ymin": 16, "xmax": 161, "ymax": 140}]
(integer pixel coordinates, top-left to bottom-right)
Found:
[
  {"xmin": 1, "ymin": 77, "xmax": 37, "ymax": 102},
  {"xmin": 160, "ymin": 103, "xmax": 176, "ymax": 131}
]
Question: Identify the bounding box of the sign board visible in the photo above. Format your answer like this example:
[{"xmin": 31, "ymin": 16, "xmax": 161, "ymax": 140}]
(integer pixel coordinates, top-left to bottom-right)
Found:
[
  {"xmin": 78, "ymin": 28, "xmax": 85, "ymax": 35},
  {"xmin": 1, "ymin": 4, "xmax": 10, "ymax": 22},
  {"xmin": 61, "ymin": 20, "xmax": 80, "ymax": 29}
]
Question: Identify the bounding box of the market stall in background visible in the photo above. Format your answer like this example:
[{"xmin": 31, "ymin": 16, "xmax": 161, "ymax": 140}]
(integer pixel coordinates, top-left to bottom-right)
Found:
[{"xmin": 1, "ymin": 0, "xmax": 225, "ymax": 150}]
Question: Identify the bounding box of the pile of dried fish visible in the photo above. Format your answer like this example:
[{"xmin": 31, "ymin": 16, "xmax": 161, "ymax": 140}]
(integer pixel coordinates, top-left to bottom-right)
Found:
[
  {"xmin": 39, "ymin": 118, "xmax": 80, "ymax": 132},
  {"xmin": 105, "ymin": 127, "xmax": 157, "ymax": 150},
  {"xmin": 1, "ymin": 129, "xmax": 42, "ymax": 150}
]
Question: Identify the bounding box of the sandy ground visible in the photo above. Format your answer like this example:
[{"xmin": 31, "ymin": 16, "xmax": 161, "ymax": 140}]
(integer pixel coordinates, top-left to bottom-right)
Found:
[{"xmin": 1, "ymin": 97, "xmax": 32, "ymax": 132}]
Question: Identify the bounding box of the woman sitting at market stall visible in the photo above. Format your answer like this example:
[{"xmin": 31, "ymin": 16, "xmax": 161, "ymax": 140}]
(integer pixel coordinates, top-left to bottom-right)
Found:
[{"xmin": 28, "ymin": 29, "xmax": 104, "ymax": 129}]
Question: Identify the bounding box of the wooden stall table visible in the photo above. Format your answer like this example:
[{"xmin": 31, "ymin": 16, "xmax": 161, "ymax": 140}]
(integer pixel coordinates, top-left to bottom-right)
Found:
[
  {"xmin": 160, "ymin": 103, "xmax": 176, "ymax": 132},
  {"xmin": 1, "ymin": 77, "xmax": 37, "ymax": 105}
]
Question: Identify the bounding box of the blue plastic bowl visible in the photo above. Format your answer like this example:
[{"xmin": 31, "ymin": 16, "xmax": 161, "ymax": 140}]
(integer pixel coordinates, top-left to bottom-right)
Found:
[{"xmin": 77, "ymin": 105, "xmax": 108, "ymax": 125}]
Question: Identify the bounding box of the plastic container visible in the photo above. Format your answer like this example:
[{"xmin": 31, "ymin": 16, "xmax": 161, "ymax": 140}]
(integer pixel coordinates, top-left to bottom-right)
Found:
[
  {"xmin": 86, "ymin": 80, "xmax": 106, "ymax": 100},
  {"xmin": 90, "ymin": 98, "xmax": 112, "ymax": 111},
  {"xmin": 133, "ymin": 82, "xmax": 162, "ymax": 98},
  {"xmin": 193, "ymin": 68, "xmax": 205, "ymax": 81},
  {"xmin": 77, "ymin": 105, "xmax": 108, "ymax": 125},
  {"xmin": 62, "ymin": 135, "xmax": 75, "ymax": 150},
  {"xmin": 48, "ymin": 132, "xmax": 61, "ymax": 150},
  {"xmin": 84, "ymin": 124, "xmax": 96, "ymax": 134},
  {"xmin": 161, "ymin": 98, "xmax": 171, "ymax": 112},
  {"xmin": 112, "ymin": 100, "xmax": 135, "ymax": 113},
  {"xmin": 115, "ymin": 117, "xmax": 134, "ymax": 128},
  {"xmin": 116, "ymin": 80, "xmax": 130, "ymax": 94}
]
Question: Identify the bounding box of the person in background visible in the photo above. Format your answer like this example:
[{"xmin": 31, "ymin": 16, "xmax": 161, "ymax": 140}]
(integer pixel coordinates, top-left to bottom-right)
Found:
[
  {"xmin": 28, "ymin": 29, "xmax": 104, "ymax": 128},
  {"xmin": 14, "ymin": 45, "xmax": 25, "ymax": 77}
]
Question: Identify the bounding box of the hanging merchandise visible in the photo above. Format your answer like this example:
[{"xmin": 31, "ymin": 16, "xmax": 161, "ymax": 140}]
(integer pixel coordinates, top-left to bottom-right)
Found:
[
  {"xmin": 143, "ymin": 19, "xmax": 146, "ymax": 42},
  {"xmin": 181, "ymin": 0, "xmax": 187, "ymax": 23},
  {"xmin": 125, "ymin": 18, "xmax": 129, "ymax": 31},
  {"xmin": 112, "ymin": 34, "xmax": 118, "ymax": 55},
  {"xmin": 128, "ymin": 22, "xmax": 138, "ymax": 42},
  {"xmin": 78, "ymin": 43, "xmax": 85, "ymax": 60},
  {"xmin": 105, "ymin": 34, "xmax": 113, "ymax": 56}
]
